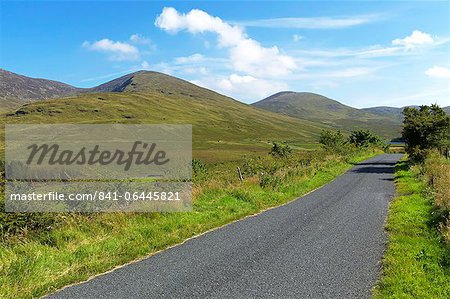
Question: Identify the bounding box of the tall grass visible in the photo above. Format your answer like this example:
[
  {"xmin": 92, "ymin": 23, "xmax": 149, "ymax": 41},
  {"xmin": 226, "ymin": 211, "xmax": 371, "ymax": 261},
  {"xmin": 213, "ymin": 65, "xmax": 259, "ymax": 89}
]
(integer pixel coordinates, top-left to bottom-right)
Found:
[
  {"xmin": 0, "ymin": 148, "xmax": 381, "ymax": 298},
  {"xmin": 423, "ymin": 153, "xmax": 450, "ymax": 244}
]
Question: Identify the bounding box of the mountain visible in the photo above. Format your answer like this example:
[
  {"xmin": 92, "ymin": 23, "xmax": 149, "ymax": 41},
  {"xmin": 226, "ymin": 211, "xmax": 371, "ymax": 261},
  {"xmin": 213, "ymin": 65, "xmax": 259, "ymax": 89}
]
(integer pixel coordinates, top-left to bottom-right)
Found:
[
  {"xmin": 252, "ymin": 92, "xmax": 402, "ymax": 139},
  {"xmin": 361, "ymin": 107, "xmax": 405, "ymax": 121},
  {"xmin": 0, "ymin": 69, "xmax": 83, "ymax": 112},
  {"xmin": 91, "ymin": 71, "xmax": 223, "ymax": 99},
  {"xmin": 2, "ymin": 71, "xmax": 328, "ymax": 162},
  {"xmin": 363, "ymin": 105, "xmax": 450, "ymax": 122},
  {"xmin": 0, "ymin": 70, "xmax": 237, "ymax": 113}
]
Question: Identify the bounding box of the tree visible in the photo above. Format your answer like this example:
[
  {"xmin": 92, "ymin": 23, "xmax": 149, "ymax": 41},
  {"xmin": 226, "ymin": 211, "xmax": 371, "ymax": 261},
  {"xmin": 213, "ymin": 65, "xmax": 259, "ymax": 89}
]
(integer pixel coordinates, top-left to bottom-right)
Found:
[
  {"xmin": 402, "ymin": 104, "xmax": 450, "ymax": 161},
  {"xmin": 348, "ymin": 130, "xmax": 382, "ymax": 147},
  {"xmin": 319, "ymin": 130, "xmax": 345, "ymax": 149}
]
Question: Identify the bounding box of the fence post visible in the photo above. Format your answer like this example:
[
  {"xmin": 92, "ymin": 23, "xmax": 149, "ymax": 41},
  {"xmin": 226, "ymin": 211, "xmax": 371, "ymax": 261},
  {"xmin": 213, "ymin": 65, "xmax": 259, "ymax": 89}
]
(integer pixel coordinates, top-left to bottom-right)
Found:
[{"xmin": 237, "ymin": 167, "xmax": 243, "ymax": 182}]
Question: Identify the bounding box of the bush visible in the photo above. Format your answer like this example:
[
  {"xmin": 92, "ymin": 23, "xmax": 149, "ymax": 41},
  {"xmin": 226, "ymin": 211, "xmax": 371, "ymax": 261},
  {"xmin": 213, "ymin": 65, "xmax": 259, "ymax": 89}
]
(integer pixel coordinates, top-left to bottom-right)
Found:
[
  {"xmin": 270, "ymin": 142, "xmax": 292, "ymax": 158},
  {"xmin": 319, "ymin": 129, "xmax": 345, "ymax": 149},
  {"xmin": 259, "ymin": 173, "xmax": 281, "ymax": 190},
  {"xmin": 0, "ymin": 190, "xmax": 57, "ymax": 240},
  {"xmin": 348, "ymin": 130, "xmax": 383, "ymax": 147},
  {"xmin": 241, "ymin": 157, "xmax": 264, "ymax": 177},
  {"xmin": 403, "ymin": 104, "xmax": 450, "ymax": 161}
]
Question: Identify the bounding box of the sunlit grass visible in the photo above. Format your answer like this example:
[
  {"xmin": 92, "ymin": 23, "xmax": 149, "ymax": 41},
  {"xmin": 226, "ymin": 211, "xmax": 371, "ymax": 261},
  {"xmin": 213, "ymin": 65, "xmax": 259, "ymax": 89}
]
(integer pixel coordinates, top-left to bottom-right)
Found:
[{"xmin": 373, "ymin": 160, "xmax": 450, "ymax": 298}]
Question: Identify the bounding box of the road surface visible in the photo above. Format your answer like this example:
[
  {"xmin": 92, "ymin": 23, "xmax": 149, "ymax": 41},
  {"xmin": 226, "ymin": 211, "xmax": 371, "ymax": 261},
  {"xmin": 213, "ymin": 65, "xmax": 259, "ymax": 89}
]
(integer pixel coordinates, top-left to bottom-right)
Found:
[{"xmin": 49, "ymin": 154, "xmax": 402, "ymax": 299}]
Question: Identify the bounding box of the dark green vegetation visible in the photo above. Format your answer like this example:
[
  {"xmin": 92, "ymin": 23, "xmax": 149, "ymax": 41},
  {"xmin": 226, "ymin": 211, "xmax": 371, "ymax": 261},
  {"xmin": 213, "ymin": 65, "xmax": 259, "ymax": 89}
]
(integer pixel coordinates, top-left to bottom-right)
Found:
[
  {"xmin": 348, "ymin": 129, "xmax": 383, "ymax": 147},
  {"xmin": 319, "ymin": 128, "xmax": 385, "ymax": 155},
  {"xmin": 252, "ymin": 91, "xmax": 402, "ymax": 139},
  {"xmin": 318, "ymin": 129, "xmax": 346, "ymax": 150},
  {"xmin": 402, "ymin": 105, "xmax": 450, "ymax": 162},
  {"xmin": 373, "ymin": 160, "xmax": 450, "ymax": 298},
  {"xmin": 270, "ymin": 142, "xmax": 293, "ymax": 158}
]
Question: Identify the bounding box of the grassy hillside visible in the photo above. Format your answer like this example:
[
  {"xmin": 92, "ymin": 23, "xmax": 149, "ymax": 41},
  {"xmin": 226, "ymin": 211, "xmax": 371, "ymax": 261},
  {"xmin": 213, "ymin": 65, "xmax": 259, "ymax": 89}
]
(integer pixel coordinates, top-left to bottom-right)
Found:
[
  {"xmin": 363, "ymin": 106, "xmax": 450, "ymax": 122},
  {"xmin": 252, "ymin": 91, "xmax": 402, "ymax": 139},
  {"xmin": 361, "ymin": 106, "xmax": 406, "ymax": 121},
  {"xmin": 0, "ymin": 70, "xmax": 239, "ymax": 114},
  {"xmin": 2, "ymin": 88, "xmax": 327, "ymax": 162},
  {"xmin": 91, "ymin": 71, "xmax": 223, "ymax": 100}
]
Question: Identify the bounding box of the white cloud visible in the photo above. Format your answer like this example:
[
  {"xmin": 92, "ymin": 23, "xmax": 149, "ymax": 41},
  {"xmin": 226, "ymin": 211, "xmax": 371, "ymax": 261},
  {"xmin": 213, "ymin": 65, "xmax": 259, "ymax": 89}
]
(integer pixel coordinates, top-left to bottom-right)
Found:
[
  {"xmin": 130, "ymin": 34, "xmax": 151, "ymax": 44},
  {"xmin": 425, "ymin": 66, "xmax": 450, "ymax": 78},
  {"xmin": 155, "ymin": 7, "xmax": 297, "ymax": 77},
  {"xmin": 327, "ymin": 67, "xmax": 375, "ymax": 78},
  {"xmin": 192, "ymin": 74, "xmax": 288, "ymax": 102},
  {"xmin": 229, "ymin": 39, "xmax": 296, "ymax": 76},
  {"xmin": 392, "ymin": 30, "xmax": 434, "ymax": 49},
  {"xmin": 233, "ymin": 15, "xmax": 380, "ymax": 29},
  {"xmin": 141, "ymin": 60, "xmax": 151, "ymax": 70},
  {"xmin": 183, "ymin": 67, "xmax": 208, "ymax": 75},
  {"xmin": 309, "ymin": 81, "xmax": 339, "ymax": 90},
  {"xmin": 82, "ymin": 39, "xmax": 140, "ymax": 61},
  {"xmin": 175, "ymin": 53, "xmax": 205, "ymax": 64},
  {"xmin": 155, "ymin": 7, "xmax": 245, "ymax": 47},
  {"xmin": 292, "ymin": 34, "xmax": 302, "ymax": 42}
]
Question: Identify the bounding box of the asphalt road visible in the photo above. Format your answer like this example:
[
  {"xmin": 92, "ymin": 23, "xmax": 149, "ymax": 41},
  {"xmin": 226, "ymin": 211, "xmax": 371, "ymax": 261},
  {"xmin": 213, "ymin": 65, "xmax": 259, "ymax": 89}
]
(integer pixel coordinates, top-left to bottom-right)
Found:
[{"xmin": 48, "ymin": 154, "xmax": 403, "ymax": 299}]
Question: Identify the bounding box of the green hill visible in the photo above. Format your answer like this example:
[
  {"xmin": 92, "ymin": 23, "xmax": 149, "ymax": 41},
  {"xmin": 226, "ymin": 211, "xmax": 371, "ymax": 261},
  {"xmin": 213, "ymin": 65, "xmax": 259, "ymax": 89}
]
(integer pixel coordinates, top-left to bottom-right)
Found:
[
  {"xmin": 361, "ymin": 106, "xmax": 406, "ymax": 121},
  {"xmin": 2, "ymin": 72, "xmax": 327, "ymax": 162},
  {"xmin": 363, "ymin": 105, "xmax": 450, "ymax": 122},
  {"xmin": 252, "ymin": 92, "xmax": 402, "ymax": 139}
]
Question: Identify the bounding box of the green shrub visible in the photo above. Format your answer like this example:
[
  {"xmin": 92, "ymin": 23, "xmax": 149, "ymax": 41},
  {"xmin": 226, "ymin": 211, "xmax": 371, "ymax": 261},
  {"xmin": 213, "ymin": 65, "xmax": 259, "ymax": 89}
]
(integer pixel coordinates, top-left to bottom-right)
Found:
[
  {"xmin": 402, "ymin": 104, "xmax": 450, "ymax": 161},
  {"xmin": 0, "ymin": 190, "xmax": 57, "ymax": 240},
  {"xmin": 348, "ymin": 130, "xmax": 383, "ymax": 147},
  {"xmin": 270, "ymin": 142, "xmax": 292, "ymax": 158},
  {"xmin": 259, "ymin": 173, "xmax": 281, "ymax": 190},
  {"xmin": 319, "ymin": 129, "xmax": 345, "ymax": 149},
  {"xmin": 241, "ymin": 157, "xmax": 264, "ymax": 177}
]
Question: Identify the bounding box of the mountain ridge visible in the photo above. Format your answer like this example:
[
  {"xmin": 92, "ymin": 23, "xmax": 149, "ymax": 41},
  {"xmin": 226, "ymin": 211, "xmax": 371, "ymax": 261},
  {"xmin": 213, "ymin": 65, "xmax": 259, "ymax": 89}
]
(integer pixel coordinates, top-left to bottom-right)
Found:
[
  {"xmin": 0, "ymin": 69, "xmax": 237, "ymax": 112},
  {"xmin": 0, "ymin": 69, "xmax": 85, "ymax": 111},
  {"xmin": 2, "ymin": 69, "xmax": 447, "ymax": 141},
  {"xmin": 363, "ymin": 105, "xmax": 450, "ymax": 121},
  {"xmin": 1, "ymin": 70, "xmax": 330, "ymax": 162},
  {"xmin": 252, "ymin": 91, "xmax": 403, "ymax": 139}
]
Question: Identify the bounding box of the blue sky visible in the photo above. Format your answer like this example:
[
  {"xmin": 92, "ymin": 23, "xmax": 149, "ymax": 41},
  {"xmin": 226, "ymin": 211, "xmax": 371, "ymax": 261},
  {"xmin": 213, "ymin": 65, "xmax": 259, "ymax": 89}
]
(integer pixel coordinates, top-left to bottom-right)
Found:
[{"xmin": 1, "ymin": 1, "xmax": 449, "ymax": 107}]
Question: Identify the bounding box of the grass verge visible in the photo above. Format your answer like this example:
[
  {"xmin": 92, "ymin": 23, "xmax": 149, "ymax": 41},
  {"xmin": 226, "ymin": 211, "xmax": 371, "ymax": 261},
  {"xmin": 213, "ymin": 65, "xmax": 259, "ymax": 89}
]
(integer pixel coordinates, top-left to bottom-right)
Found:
[
  {"xmin": 373, "ymin": 160, "xmax": 450, "ymax": 298},
  {"xmin": 0, "ymin": 151, "xmax": 378, "ymax": 299}
]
